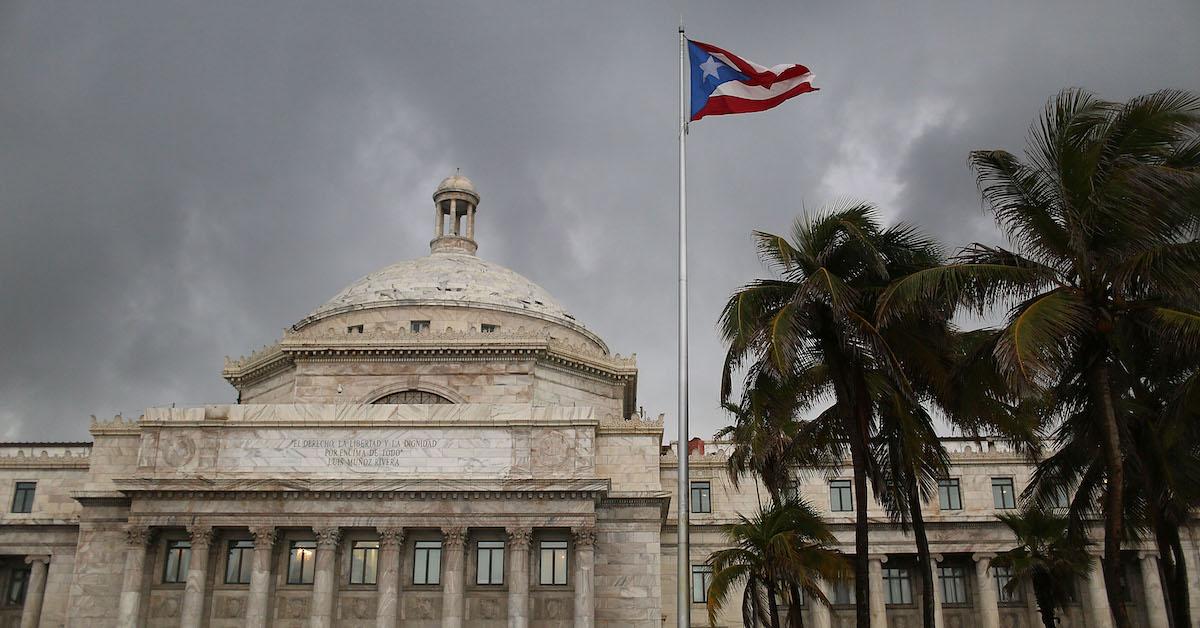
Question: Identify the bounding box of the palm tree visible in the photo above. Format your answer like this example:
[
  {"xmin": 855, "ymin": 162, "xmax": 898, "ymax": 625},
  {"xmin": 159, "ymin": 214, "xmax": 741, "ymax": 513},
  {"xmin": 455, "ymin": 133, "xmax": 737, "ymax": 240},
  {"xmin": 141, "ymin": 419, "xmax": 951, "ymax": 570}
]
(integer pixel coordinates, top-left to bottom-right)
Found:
[
  {"xmin": 875, "ymin": 88, "xmax": 1200, "ymax": 627},
  {"xmin": 720, "ymin": 203, "xmax": 951, "ymax": 628},
  {"xmin": 706, "ymin": 498, "xmax": 846, "ymax": 628},
  {"xmin": 993, "ymin": 507, "xmax": 1092, "ymax": 628}
]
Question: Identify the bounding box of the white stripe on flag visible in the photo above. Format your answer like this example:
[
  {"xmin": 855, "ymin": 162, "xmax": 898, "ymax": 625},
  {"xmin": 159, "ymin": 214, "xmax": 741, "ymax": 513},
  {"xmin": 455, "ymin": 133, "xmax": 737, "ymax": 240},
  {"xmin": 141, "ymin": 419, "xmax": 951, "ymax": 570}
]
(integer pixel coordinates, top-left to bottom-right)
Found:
[
  {"xmin": 709, "ymin": 51, "xmax": 799, "ymax": 77},
  {"xmin": 709, "ymin": 72, "xmax": 815, "ymax": 101}
]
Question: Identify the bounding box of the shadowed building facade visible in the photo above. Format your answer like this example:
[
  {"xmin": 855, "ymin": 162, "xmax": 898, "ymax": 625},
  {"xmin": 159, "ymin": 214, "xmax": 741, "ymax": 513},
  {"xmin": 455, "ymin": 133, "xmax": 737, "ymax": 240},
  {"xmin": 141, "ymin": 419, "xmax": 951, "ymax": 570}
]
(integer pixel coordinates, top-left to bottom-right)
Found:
[{"xmin": 0, "ymin": 175, "xmax": 1194, "ymax": 627}]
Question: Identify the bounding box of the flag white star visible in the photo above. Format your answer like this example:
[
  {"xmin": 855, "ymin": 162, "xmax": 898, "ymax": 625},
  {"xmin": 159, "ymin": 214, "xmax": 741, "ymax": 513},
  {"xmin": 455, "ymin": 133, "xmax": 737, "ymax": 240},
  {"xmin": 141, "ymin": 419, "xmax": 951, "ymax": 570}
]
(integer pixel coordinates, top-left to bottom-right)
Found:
[{"xmin": 699, "ymin": 56, "xmax": 723, "ymax": 81}]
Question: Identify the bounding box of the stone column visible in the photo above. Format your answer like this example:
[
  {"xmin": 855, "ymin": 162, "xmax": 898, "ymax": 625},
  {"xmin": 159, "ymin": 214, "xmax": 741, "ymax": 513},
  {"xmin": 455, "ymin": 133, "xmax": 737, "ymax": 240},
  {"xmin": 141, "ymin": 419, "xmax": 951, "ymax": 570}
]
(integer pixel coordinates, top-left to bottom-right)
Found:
[
  {"xmin": 572, "ymin": 527, "xmax": 596, "ymax": 628},
  {"xmin": 466, "ymin": 207, "xmax": 475, "ymax": 239},
  {"xmin": 929, "ymin": 555, "xmax": 944, "ymax": 628},
  {"xmin": 19, "ymin": 555, "xmax": 49, "ymax": 628},
  {"xmin": 1139, "ymin": 552, "xmax": 1170, "ymax": 628},
  {"xmin": 117, "ymin": 526, "xmax": 154, "ymax": 628},
  {"xmin": 506, "ymin": 527, "xmax": 532, "ymax": 628},
  {"xmin": 1181, "ymin": 539, "xmax": 1200, "ymax": 628},
  {"xmin": 450, "ymin": 199, "xmax": 459, "ymax": 235},
  {"xmin": 972, "ymin": 553, "xmax": 1000, "ymax": 628},
  {"xmin": 868, "ymin": 555, "xmax": 888, "ymax": 628},
  {"xmin": 435, "ymin": 200, "xmax": 444, "ymax": 237},
  {"xmin": 246, "ymin": 526, "xmax": 276, "ymax": 628},
  {"xmin": 180, "ymin": 525, "xmax": 214, "ymax": 628},
  {"xmin": 310, "ymin": 526, "xmax": 341, "ymax": 628},
  {"xmin": 1084, "ymin": 552, "xmax": 1114, "ymax": 628},
  {"xmin": 441, "ymin": 526, "xmax": 467, "ymax": 628},
  {"xmin": 376, "ymin": 527, "xmax": 404, "ymax": 628},
  {"xmin": 809, "ymin": 577, "xmax": 831, "ymax": 628}
]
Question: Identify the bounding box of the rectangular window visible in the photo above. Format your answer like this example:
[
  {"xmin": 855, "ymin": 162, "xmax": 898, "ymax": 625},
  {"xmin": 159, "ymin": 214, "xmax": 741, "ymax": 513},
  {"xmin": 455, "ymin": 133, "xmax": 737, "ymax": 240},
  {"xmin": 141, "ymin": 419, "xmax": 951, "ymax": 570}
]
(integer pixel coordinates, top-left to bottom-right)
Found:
[
  {"xmin": 992, "ymin": 477, "xmax": 1017, "ymax": 509},
  {"xmin": 410, "ymin": 320, "xmax": 430, "ymax": 333},
  {"xmin": 350, "ymin": 541, "xmax": 379, "ymax": 585},
  {"xmin": 831, "ymin": 578, "xmax": 855, "ymax": 605},
  {"xmin": 5, "ymin": 568, "xmax": 29, "ymax": 605},
  {"xmin": 287, "ymin": 540, "xmax": 317, "ymax": 585},
  {"xmin": 939, "ymin": 566, "xmax": 968, "ymax": 604},
  {"xmin": 883, "ymin": 568, "xmax": 912, "ymax": 605},
  {"xmin": 413, "ymin": 541, "xmax": 442, "ymax": 585},
  {"xmin": 691, "ymin": 564, "xmax": 712, "ymax": 603},
  {"xmin": 10, "ymin": 482, "xmax": 35, "ymax": 513},
  {"xmin": 476, "ymin": 541, "xmax": 505, "ymax": 585},
  {"xmin": 346, "ymin": 324, "xmax": 364, "ymax": 334},
  {"xmin": 690, "ymin": 481, "xmax": 712, "ymax": 513},
  {"xmin": 937, "ymin": 478, "xmax": 962, "ymax": 511},
  {"xmin": 830, "ymin": 479, "xmax": 853, "ymax": 512},
  {"xmin": 993, "ymin": 565, "xmax": 1020, "ymax": 602},
  {"xmin": 539, "ymin": 540, "xmax": 568, "ymax": 585},
  {"xmin": 163, "ymin": 540, "xmax": 192, "ymax": 584},
  {"xmin": 480, "ymin": 323, "xmax": 499, "ymax": 333},
  {"xmin": 224, "ymin": 540, "xmax": 254, "ymax": 584}
]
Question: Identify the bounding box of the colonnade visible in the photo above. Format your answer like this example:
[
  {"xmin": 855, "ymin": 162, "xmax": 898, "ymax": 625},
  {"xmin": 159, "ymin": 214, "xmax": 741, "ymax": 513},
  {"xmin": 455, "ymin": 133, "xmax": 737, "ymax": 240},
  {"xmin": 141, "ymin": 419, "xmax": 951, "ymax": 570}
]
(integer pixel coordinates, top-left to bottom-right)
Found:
[{"xmin": 114, "ymin": 523, "xmax": 595, "ymax": 628}]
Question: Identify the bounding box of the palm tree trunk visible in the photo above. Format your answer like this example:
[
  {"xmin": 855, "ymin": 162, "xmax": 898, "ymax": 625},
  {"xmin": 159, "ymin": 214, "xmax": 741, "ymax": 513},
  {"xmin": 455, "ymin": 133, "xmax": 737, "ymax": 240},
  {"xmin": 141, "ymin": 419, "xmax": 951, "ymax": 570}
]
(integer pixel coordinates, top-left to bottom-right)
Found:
[
  {"xmin": 1156, "ymin": 518, "xmax": 1190, "ymax": 628},
  {"xmin": 768, "ymin": 581, "xmax": 782, "ymax": 628},
  {"xmin": 908, "ymin": 479, "xmax": 936, "ymax": 628},
  {"xmin": 848, "ymin": 407, "xmax": 872, "ymax": 628},
  {"xmin": 1031, "ymin": 575, "xmax": 1057, "ymax": 628},
  {"xmin": 788, "ymin": 583, "xmax": 806, "ymax": 628},
  {"xmin": 1090, "ymin": 360, "xmax": 1131, "ymax": 628}
]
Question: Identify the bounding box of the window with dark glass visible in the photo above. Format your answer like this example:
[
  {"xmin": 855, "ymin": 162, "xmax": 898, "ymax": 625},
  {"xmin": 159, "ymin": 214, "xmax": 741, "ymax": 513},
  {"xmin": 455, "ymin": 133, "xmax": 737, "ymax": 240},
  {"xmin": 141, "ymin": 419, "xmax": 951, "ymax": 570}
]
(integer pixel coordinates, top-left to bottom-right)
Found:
[
  {"xmin": 11, "ymin": 482, "xmax": 35, "ymax": 513},
  {"xmin": 937, "ymin": 478, "xmax": 962, "ymax": 511},
  {"xmin": 830, "ymin": 479, "xmax": 853, "ymax": 512},
  {"xmin": 939, "ymin": 566, "xmax": 968, "ymax": 604},
  {"xmin": 224, "ymin": 540, "xmax": 254, "ymax": 584},
  {"xmin": 476, "ymin": 541, "xmax": 504, "ymax": 585},
  {"xmin": 480, "ymin": 323, "xmax": 499, "ymax": 333},
  {"xmin": 539, "ymin": 540, "xmax": 568, "ymax": 585},
  {"xmin": 413, "ymin": 541, "xmax": 442, "ymax": 585},
  {"xmin": 992, "ymin": 477, "xmax": 1017, "ymax": 509},
  {"xmin": 287, "ymin": 540, "xmax": 317, "ymax": 585},
  {"xmin": 690, "ymin": 481, "xmax": 711, "ymax": 513},
  {"xmin": 993, "ymin": 565, "xmax": 1020, "ymax": 602},
  {"xmin": 883, "ymin": 568, "xmax": 912, "ymax": 604},
  {"xmin": 163, "ymin": 540, "xmax": 192, "ymax": 584},
  {"xmin": 831, "ymin": 578, "xmax": 855, "ymax": 605},
  {"xmin": 372, "ymin": 390, "xmax": 453, "ymax": 405},
  {"xmin": 349, "ymin": 540, "xmax": 379, "ymax": 585},
  {"xmin": 347, "ymin": 324, "xmax": 364, "ymax": 334},
  {"xmin": 691, "ymin": 565, "xmax": 712, "ymax": 603},
  {"xmin": 5, "ymin": 568, "xmax": 29, "ymax": 605},
  {"xmin": 410, "ymin": 320, "xmax": 430, "ymax": 333}
]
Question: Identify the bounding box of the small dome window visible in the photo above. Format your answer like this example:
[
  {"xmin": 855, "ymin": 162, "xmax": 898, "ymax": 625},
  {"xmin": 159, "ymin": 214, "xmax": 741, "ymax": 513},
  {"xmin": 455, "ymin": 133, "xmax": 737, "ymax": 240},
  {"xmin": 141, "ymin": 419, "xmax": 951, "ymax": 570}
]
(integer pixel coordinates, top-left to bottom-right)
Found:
[{"xmin": 371, "ymin": 390, "xmax": 454, "ymax": 404}]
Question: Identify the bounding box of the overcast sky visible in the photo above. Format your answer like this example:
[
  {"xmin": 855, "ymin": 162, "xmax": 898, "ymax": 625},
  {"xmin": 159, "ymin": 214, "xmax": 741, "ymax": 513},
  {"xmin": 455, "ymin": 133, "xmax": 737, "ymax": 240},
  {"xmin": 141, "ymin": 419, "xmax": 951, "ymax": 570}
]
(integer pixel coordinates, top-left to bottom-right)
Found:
[{"xmin": 2, "ymin": 1, "xmax": 1198, "ymax": 442}]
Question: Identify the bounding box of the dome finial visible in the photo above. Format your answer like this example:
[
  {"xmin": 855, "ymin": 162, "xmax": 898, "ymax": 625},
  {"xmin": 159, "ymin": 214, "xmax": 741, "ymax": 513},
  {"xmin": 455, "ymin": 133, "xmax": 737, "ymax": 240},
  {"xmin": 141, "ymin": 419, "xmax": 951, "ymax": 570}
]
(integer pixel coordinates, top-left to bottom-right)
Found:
[{"xmin": 431, "ymin": 172, "xmax": 480, "ymax": 255}]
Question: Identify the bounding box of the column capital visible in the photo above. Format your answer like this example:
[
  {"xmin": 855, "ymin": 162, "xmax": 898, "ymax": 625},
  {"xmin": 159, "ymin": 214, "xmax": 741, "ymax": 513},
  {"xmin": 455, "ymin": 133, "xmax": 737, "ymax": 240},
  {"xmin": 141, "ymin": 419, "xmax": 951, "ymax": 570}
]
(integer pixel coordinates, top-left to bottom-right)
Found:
[
  {"xmin": 1137, "ymin": 550, "xmax": 1160, "ymax": 561},
  {"xmin": 249, "ymin": 526, "xmax": 277, "ymax": 549},
  {"xmin": 867, "ymin": 553, "xmax": 889, "ymax": 564},
  {"xmin": 506, "ymin": 526, "xmax": 532, "ymax": 550},
  {"xmin": 442, "ymin": 526, "xmax": 467, "ymax": 549},
  {"xmin": 377, "ymin": 527, "xmax": 405, "ymax": 549},
  {"xmin": 313, "ymin": 526, "xmax": 341, "ymax": 549},
  {"xmin": 187, "ymin": 524, "xmax": 214, "ymax": 549},
  {"xmin": 572, "ymin": 526, "xmax": 596, "ymax": 548},
  {"xmin": 972, "ymin": 552, "xmax": 997, "ymax": 562},
  {"xmin": 24, "ymin": 555, "xmax": 50, "ymax": 566},
  {"xmin": 124, "ymin": 524, "xmax": 155, "ymax": 547},
  {"xmin": 931, "ymin": 553, "xmax": 944, "ymax": 564}
]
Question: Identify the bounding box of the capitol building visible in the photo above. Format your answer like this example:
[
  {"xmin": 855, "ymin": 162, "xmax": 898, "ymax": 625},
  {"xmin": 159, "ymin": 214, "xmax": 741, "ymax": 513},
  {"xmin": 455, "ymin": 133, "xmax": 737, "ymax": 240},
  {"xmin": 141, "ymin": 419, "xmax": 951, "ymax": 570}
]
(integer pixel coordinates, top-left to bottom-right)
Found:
[{"xmin": 0, "ymin": 174, "xmax": 1193, "ymax": 628}]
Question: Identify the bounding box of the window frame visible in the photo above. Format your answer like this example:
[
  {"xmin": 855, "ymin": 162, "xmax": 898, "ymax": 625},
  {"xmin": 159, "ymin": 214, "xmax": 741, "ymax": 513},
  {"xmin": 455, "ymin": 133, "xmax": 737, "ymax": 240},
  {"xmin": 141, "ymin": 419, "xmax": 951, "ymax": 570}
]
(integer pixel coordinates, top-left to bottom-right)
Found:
[
  {"xmin": 831, "ymin": 578, "xmax": 855, "ymax": 605},
  {"xmin": 224, "ymin": 539, "xmax": 254, "ymax": 584},
  {"xmin": 937, "ymin": 478, "xmax": 962, "ymax": 511},
  {"xmin": 938, "ymin": 566, "xmax": 969, "ymax": 605},
  {"xmin": 5, "ymin": 567, "xmax": 29, "ymax": 605},
  {"xmin": 480, "ymin": 323, "xmax": 499, "ymax": 333},
  {"xmin": 539, "ymin": 540, "xmax": 569, "ymax": 586},
  {"xmin": 689, "ymin": 481, "xmax": 712, "ymax": 514},
  {"xmin": 829, "ymin": 479, "xmax": 853, "ymax": 512},
  {"xmin": 349, "ymin": 540, "xmax": 380, "ymax": 586},
  {"xmin": 690, "ymin": 564, "xmax": 712, "ymax": 604},
  {"xmin": 10, "ymin": 482, "xmax": 35, "ymax": 514},
  {"xmin": 993, "ymin": 565, "xmax": 1021, "ymax": 602},
  {"xmin": 882, "ymin": 567, "xmax": 913, "ymax": 605},
  {"xmin": 162, "ymin": 539, "xmax": 192, "ymax": 584},
  {"xmin": 413, "ymin": 540, "xmax": 442, "ymax": 586},
  {"xmin": 475, "ymin": 540, "xmax": 505, "ymax": 586},
  {"xmin": 991, "ymin": 477, "xmax": 1017, "ymax": 510},
  {"xmin": 286, "ymin": 540, "xmax": 317, "ymax": 585},
  {"xmin": 410, "ymin": 320, "xmax": 431, "ymax": 333}
]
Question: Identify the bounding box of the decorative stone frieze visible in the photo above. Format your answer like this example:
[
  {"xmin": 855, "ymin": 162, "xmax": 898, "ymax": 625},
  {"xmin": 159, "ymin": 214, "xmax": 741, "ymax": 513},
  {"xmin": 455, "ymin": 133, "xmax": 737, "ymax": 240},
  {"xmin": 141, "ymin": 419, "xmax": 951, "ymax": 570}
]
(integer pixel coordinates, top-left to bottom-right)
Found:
[{"xmin": 313, "ymin": 526, "xmax": 341, "ymax": 548}]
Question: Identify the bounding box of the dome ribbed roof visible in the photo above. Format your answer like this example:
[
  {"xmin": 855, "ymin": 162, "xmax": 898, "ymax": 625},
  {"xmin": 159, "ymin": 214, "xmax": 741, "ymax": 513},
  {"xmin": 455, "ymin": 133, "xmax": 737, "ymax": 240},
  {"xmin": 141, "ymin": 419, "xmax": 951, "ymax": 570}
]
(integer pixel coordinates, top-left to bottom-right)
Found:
[{"xmin": 293, "ymin": 252, "xmax": 586, "ymax": 332}]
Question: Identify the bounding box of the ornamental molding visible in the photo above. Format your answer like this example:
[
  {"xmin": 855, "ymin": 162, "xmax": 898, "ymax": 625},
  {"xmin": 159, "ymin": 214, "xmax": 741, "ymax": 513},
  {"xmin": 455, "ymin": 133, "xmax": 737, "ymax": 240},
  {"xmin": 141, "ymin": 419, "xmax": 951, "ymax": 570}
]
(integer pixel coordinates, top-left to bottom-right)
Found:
[
  {"xmin": 0, "ymin": 449, "xmax": 90, "ymax": 469},
  {"xmin": 222, "ymin": 328, "xmax": 636, "ymax": 387},
  {"xmin": 313, "ymin": 526, "xmax": 342, "ymax": 548},
  {"xmin": 124, "ymin": 525, "xmax": 156, "ymax": 548},
  {"xmin": 505, "ymin": 526, "xmax": 532, "ymax": 549},
  {"xmin": 571, "ymin": 526, "xmax": 596, "ymax": 548},
  {"xmin": 441, "ymin": 526, "xmax": 467, "ymax": 548},
  {"xmin": 187, "ymin": 524, "xmax": 215, "ymax": 549},
  {"xmin": 89, "ymin": 414, "xmax": 141, "ymax": 435},
  {"xmin": 377, "ymin": 527, "xmax": 405, "ymax": 549},
  {"xmin": 249, "ymin": 526, "xmax": 277, "ymax": 548},
  {"xmin": 596, "ymin": 412, "xmax": 664, "ymax": 434}
]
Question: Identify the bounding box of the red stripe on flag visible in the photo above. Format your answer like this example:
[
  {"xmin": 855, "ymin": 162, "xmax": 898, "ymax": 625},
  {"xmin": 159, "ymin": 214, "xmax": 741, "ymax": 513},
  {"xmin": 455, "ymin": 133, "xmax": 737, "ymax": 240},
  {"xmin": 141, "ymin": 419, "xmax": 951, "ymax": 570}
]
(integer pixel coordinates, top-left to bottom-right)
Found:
[
  {"xmin": 692, "ymin": 82, "xmax": 818, "ymax": 121},
  {"xmin": 690, "ymin": 39, "xmax": 811, "ymax": 88}
]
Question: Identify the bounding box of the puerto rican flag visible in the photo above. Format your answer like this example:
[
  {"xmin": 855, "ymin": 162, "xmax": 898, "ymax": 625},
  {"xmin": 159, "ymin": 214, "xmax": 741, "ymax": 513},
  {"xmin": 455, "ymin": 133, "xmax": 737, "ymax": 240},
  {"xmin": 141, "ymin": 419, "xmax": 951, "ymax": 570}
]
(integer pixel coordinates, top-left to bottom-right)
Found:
[{"xmin": 688, "ymin": 39, "xmax": 817, "ymax": 121}]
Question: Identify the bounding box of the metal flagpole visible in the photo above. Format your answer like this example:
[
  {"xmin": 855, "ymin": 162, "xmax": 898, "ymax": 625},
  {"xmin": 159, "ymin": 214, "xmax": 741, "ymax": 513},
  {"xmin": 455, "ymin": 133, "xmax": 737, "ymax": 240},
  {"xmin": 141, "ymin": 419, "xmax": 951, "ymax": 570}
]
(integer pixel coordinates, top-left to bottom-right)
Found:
[{"xmin": 676, "ymin": 22, "xmax": 691, "ymax": 628}]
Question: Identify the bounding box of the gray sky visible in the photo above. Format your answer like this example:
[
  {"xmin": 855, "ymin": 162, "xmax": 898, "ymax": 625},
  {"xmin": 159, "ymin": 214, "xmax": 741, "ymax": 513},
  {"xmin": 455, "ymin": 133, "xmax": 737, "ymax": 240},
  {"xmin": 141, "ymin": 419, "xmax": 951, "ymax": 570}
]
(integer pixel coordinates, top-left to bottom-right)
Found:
[{"xmin": 2, "ymin": 0, "xmax": 1198, "ymax": 442}]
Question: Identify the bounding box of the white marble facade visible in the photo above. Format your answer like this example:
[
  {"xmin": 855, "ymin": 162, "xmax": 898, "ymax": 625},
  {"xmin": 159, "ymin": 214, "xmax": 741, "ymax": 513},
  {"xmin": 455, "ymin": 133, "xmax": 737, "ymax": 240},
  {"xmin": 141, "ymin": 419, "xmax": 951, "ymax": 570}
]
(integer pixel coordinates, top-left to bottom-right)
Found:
[{"xmin": 0, "ymin": 175, "xmax": 1195, "ymax": 627}]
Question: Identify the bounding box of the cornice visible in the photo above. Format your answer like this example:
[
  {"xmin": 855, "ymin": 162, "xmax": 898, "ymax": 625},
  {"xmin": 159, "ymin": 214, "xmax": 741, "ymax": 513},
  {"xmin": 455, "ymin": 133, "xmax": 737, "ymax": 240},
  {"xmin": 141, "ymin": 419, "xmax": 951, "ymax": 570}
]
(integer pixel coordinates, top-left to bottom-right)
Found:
[
  {"xmin": 0, "ymin": 450, "xmax": 90, "ymax": 469},
  {"xmin": 111, "ymin": 477, "xmax": 611, "ymax": 501}
]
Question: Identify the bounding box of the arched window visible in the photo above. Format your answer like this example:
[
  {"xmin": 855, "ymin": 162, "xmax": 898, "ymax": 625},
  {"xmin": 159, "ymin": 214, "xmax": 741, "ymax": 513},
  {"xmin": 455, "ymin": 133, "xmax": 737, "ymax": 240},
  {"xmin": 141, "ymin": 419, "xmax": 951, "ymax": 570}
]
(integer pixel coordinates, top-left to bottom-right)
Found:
[{"xmin": 371, "ymin": 390, "xmax": 454, "ymax": 404}]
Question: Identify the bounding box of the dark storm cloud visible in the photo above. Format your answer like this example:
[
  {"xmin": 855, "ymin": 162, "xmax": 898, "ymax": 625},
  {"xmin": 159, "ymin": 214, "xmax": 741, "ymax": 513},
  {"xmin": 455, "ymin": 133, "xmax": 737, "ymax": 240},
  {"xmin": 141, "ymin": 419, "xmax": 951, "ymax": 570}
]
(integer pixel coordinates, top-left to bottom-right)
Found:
[{"xmin": 1, "ymin": 0, "xmax": 1197, "ymax": 441}]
